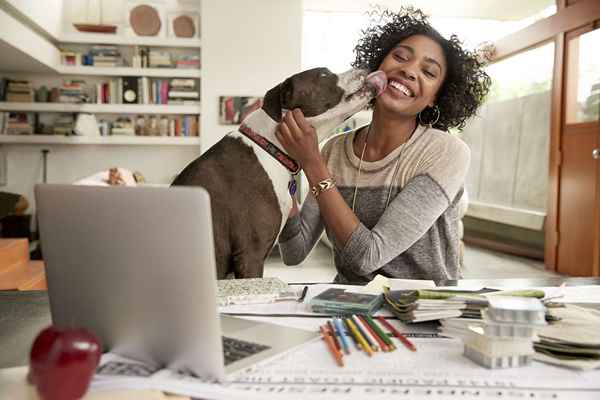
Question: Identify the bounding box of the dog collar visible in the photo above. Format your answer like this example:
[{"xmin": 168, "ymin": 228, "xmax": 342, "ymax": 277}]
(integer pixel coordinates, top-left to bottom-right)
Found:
[{"xmin": 238, "ymin": 123, "xmax": 301, "ymax": 175}]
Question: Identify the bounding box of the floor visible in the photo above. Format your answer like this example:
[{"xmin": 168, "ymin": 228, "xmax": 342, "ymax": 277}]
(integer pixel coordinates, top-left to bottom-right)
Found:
[{"xmin": 264, "ymin": 241, "xmax": 559, "ymax": 283}]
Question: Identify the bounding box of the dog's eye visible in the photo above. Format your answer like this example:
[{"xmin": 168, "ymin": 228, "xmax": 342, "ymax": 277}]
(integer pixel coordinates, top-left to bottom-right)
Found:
[{"xmin": 319, "ymin": 72, "xmax": 329, "ymax": 78}]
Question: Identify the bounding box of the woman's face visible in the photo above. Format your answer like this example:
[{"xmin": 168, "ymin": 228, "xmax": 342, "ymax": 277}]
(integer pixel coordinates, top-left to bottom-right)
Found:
[{"xmin": 375, "ymin": 34, "xmax": 447, "ymax": 119}]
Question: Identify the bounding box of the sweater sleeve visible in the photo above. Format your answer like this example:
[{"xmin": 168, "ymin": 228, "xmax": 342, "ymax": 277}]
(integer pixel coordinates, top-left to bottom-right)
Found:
[
  {"xmin": 278, "ymin": 193, "xmax": 325, "ymax": 265},
  {"xmin": 340, "ymin": 138, "xmax": 470, "ymax": 276}
]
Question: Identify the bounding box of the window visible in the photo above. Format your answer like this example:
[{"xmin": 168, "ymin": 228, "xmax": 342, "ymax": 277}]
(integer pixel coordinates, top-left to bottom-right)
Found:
[{"xmin": 565, "ymin": 27, "xmax": 600, "ymax": 124}]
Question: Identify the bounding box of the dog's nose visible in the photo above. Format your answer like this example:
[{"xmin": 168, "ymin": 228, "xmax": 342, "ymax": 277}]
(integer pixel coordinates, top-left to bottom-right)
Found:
[{"xmin": 366, "ymin": 71, "xmax": 387, "ymax": 96}]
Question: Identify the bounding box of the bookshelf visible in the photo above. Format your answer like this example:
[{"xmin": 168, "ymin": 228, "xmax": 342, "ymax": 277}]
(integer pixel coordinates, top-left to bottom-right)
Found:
[
  {"xmin": 0, "ymin": 102, "xmax": 200, "ymax": 115},
  {"xmin": 59, "ymin": 32, "xmax": 202, "ymax": 48},
  {"xmin": 57, "ymin": 66, "xmax": 201, "ymax": 78},
  {"xmin": 0, "ymin": 134, "xmax": 200, "ymax": 146},
  {"xmin": 1, "ymin": 30, "xmax": 202, "ymax": 139}
]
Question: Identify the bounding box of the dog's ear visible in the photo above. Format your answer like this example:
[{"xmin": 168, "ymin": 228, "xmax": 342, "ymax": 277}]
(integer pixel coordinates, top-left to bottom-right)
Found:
[{"xmin": 262, "ymin": 83, "xmax": 283, "ymax": 122}]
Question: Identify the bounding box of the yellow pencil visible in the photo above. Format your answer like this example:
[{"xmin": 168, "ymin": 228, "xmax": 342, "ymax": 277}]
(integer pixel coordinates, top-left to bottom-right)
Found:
[{"xmin": 346, "ymin": 318, "xmax": 373, "ymax": 356}]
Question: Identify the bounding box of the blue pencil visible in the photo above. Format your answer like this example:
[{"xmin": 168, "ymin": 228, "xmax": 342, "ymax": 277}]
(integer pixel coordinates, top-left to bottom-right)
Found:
[{"xmin": 333, "ymin": 318, "xmax": 351, "ymax": 355}]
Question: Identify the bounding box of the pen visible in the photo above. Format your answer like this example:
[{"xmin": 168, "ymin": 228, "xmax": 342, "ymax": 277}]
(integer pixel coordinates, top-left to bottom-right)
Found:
[
  {"xmin": 333, "ymin": 318, "xmax": 351, "ymax": 355},
  {"xmin": 320, "ymin": 325, "xmax": 344, "ymax": 367},
  {"xmin": 377, "ymin": 316, "xmax": 416, "ymax": 352},
  {"xmin": 326, "ymin": 320, "xmax": 342, "ymax": 351},
  {"xmin": 352, "ymin": 315, "xmax": 378, "ymax": 351},
  {"xmin": 346, "ymin": 318, "xmax": 373, "ymax": 356},
  {"xmin": 343, "ymin": 318, "xmax": 361, "ymax": 350},
  {"xmin": 365, "ymin": 315, "xmax": 395, "ymax": 351},
  {"xmin": 298, "ymin": 285, "xmax": 309, "ymax": 302},
  {"xmin": 358, "ymin": 315, "xmax": 388, "ymax": 352}
]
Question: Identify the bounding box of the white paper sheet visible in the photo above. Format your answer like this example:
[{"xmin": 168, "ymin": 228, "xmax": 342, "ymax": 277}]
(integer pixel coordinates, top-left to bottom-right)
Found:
[{"xmin": 91, "ymin": 338, "xmax": 600, "ymax": 400}]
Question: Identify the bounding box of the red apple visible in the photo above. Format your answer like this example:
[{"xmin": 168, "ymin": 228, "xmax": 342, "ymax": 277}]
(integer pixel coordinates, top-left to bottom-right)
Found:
[{"xmin": 28, "ymin": 325, "xmax": 102, "ymax": 400}]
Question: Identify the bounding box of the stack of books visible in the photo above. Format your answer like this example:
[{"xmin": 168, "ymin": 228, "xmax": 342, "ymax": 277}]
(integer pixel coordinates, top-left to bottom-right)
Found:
[
  {"xmin": 4, "ymin": 112, "xmax": 35, "ymax": 135},
  {"xmin": 59, "ymin": 80, "xmax": 88, "ymax": 103},
  {"xmin": 310, "ymin": 288, "xmax": 383, "ymax": 315},
  {"xmin": 441, "ymin": 296, "xmax": 546, "ymax": 369},
  {"xmin": 175, "ymin": 55, "xmax": 200, "ymax": 69},
  {"xmin": 53, "ymin": 115, "xmax": 76, "ymax": 135},
  {"xmin": 168, "ymin": 79, "xmax": 199, "ymax": 104},
  {"xmin": 149, "ymin": 50, "xmax": 172, "ymax": 68},
  {"xmin": 111, "ymin": 117, "xmax": 135, "ymax": 136},
  {"xmin": 5, "ymin": 80, "xmax": 34, "ymax": 102},
  {"xmin": 90, "ymin": 45, "xmax": 121, "ymax": 67}
]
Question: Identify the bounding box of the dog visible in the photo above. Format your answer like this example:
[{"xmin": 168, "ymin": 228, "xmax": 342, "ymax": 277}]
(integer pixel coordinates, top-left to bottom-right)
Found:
[{"xmin": 172, "ymin": 67, "xmax": 387, "ymax": 279}]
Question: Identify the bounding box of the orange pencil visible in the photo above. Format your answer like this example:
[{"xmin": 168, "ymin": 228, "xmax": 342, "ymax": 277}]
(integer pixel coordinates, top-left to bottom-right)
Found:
[
  {"xmin": 377, "ymin": 316, "xmax": 416, "ymax": 352},
  {"xmin": 320, "ymin": 325, "xmax": 344, "ymax": 367}
]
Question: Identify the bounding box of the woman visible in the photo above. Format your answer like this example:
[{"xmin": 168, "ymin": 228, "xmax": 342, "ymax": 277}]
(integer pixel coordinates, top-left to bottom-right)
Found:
[{"xmin": 275, "ymin": 8, "xmax": 491, "ymax": 283}]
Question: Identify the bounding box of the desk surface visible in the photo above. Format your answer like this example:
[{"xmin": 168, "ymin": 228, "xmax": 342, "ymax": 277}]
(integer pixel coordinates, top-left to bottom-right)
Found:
[{"xmin": 2, "ymin": 277, "xmax": 600, "ymax": 369}]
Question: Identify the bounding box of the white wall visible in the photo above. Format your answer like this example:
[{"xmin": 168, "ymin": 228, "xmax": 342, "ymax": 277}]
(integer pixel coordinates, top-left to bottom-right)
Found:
[
  {"xmin": 4, "ymin": 0, "xmax": 63, "ymax": 38},
  {"xmin": 200, "ymin": 0, "xmax": 303, "ymax": 151}
]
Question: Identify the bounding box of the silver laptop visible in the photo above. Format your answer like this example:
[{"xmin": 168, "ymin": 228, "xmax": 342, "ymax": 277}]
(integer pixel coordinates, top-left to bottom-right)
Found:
[{"xmin": 35, "ymin": 184, "xmax": 316, "ymax": 381}]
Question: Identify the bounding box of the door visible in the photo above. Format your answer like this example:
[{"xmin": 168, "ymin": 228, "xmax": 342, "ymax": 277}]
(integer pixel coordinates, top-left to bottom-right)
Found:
[{"xmin": 556, "ymin": 22, "xmax": 600, "ymax": 276}]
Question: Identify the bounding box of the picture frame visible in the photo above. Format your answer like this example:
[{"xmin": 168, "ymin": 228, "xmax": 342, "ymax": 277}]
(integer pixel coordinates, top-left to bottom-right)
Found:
[
  {"xmin": 167, "ymin": 11, "xmax": 200, "ymax": 39},
  {"xmin": 219, "ymin": 96, "xmax": 263, "ymax": 125}
]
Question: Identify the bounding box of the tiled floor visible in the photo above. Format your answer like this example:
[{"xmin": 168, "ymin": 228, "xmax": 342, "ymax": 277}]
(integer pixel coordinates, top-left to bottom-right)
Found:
[{"xmin": 264, "ymin": 241, "xmax": 559, "ymax": 283}]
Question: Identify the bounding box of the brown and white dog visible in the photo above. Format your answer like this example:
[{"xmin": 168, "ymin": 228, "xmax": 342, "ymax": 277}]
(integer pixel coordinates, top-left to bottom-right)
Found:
[{"xmin": 172, "ymin": 67, "xmax": 387, "ymax": 279}]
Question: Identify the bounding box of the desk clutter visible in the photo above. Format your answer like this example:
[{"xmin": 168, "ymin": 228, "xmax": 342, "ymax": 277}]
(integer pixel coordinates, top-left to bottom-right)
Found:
[
  {"xmin": 382, "ymin": 288, "xmax": 545, "ymax": 323},
  {"xmin": 216, "ymin": 277, "xmax": 304, "ymax": 306},
  {"xmin": 318, "ymin": 315, "xmax": 415, "ymax": 367},
  {"xmin": 440, "ymin": 296, "xmax": 546, "ymax": 369}
]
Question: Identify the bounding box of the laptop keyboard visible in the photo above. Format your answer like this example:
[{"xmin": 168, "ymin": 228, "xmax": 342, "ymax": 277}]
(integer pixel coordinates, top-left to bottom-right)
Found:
[{"xmin": 222, "ymin": 336, "xmax": 270, "ymax": 365}]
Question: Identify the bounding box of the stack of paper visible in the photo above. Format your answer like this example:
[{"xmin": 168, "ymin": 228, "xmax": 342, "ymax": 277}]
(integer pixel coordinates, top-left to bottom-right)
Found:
[
  {"xmin": 382, "ymin": 289, "xmax": 488, "ymax": 323},
  {"xmin": 442, "ymin": 296, "xmax": 546, "ymax": 369},
  {"xmin": 534, "ymin": 304, "xmax": 600, "ymax": 370}
]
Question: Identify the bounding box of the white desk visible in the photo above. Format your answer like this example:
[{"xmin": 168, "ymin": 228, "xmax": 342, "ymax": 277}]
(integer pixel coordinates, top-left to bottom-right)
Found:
[{"xmin": 2, "ymin": 280, "xmax": 600, "ymax": 400}]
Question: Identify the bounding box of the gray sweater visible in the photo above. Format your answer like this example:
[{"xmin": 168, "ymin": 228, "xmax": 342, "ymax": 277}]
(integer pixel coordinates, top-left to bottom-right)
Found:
[{"xmin": 278, "ymin": 125, "xmax": 470, "ymax": 283}]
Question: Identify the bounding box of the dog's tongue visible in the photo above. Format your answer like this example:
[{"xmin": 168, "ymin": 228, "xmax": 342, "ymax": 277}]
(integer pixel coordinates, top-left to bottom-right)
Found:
[{"xmin": 366, "ymin": 71, "xmax": 387, "ymax": 97}]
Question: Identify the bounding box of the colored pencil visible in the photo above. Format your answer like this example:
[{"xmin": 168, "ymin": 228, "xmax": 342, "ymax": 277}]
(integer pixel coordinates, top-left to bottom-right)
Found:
[
  {"xmin": 377, "ymin": 316, "xmax": 416, "ymax": 352},
  {"xmin": 346, "ymin": 318, "xmax": 373, "ymax": 356},
  {"xmin": 365, "ymin": 315, "xmax": 396, "ymax": 351},
  {"xmin": 358, "ymin": 315, "xmax": 389, "ymax": 352},
  {"xmin": 326, "ymin": 320, "xmax": 341, "ymax": 351},
  {"xmin": 343, "ymin": 318, "xmax": 361, "ymax": 350},
  {"xmin": 320, "ymin": 325, "xmax": 344, "ymax": 367},
  {"xmin": 352, "ymin": 315, "xmax": 378, "ymax": 351},
  {"xmin": 333, "ymin": 318, "xmax": 351, "ymax": 355}
]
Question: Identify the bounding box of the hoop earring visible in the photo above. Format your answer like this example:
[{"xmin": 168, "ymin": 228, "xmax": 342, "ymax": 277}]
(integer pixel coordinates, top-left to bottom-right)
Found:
[{"xmin": 418, "ymin": 105, "xmax": 440, "ymax": 128}]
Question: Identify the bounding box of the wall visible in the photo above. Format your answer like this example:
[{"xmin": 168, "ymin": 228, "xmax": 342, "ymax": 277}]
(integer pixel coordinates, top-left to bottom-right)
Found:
[
  {"xmin": 200, "ymin": 0, "xmax": 303, "ymax": 151},
  {"xmin": 3, "ymin": 0, "xmax": 63, "ymax": 38}
]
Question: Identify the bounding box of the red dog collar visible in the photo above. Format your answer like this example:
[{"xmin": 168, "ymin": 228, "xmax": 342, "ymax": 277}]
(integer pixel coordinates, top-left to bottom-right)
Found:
[{"xmin": 239, "ymin": 124, "xmax": 301, "ymax": 175}]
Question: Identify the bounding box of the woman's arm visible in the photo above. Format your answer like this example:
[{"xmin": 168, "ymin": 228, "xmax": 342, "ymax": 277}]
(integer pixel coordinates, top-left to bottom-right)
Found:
[
  {"xmin": 276, "ymin": 109, "xmax": 362, "ymax": 248},
  {"xmin": 278, "ymin": 192, "xmax": 325, "ymax": 265}
]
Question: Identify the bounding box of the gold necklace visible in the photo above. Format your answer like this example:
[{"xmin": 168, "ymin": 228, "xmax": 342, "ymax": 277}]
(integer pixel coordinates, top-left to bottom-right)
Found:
[{"xmin": 350, "ymin": 124, "xmax": 415, "ymax": 213}]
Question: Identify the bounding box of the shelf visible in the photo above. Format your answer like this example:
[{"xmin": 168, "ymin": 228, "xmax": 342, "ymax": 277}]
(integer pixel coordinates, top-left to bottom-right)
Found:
[
  {"xmin": 58, "ymin": 66, "xmax": 201, "ymax": 78},
  {"xmin": 60, "ymin": 32, "xmax": 202, "ymax": 48},
  {"xmin": 0, "ymin": 134, "xmax": 200, "ymax": 146},
  {"xmin": 0, "ymin": 102, "xmax": 201, "ymax": 115}
]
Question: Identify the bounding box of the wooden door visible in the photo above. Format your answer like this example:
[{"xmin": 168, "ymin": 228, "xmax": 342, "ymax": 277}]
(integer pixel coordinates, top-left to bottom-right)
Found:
[{"xmin": 556, "ymin": 22, "xmax": 600, "ymax": 276}]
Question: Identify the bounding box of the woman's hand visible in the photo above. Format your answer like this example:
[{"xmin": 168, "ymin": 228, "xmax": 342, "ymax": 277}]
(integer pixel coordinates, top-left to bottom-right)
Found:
[{"xmin": 275, "ymin": 109, "xmax": 322, "ymax": 169}]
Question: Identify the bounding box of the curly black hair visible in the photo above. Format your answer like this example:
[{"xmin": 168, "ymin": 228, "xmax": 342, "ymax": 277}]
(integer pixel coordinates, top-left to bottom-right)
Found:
[{"xmin": 352, "ymin": 7, "xmax": 491, "ymax": 131}]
